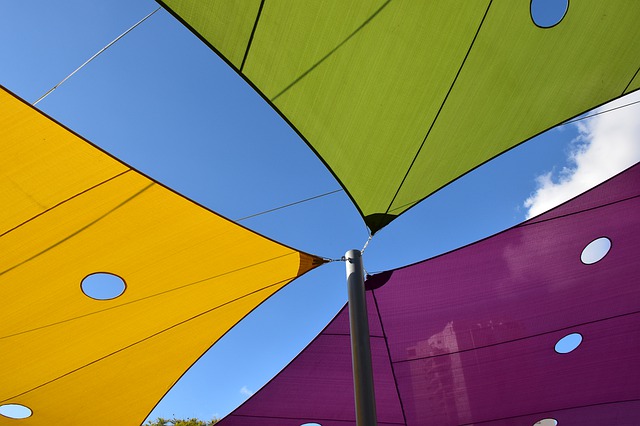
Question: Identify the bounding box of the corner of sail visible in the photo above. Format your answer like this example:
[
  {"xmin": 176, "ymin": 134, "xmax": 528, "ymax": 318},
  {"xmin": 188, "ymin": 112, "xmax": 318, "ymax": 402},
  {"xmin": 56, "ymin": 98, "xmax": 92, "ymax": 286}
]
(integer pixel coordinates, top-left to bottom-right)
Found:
[
  {"xmin": 297, "ymin": 252, "xmax": 328, "ymax": 277},
  {"xmin": 364, "ymin": 213, "xmax": 398, "ymax": 234}
]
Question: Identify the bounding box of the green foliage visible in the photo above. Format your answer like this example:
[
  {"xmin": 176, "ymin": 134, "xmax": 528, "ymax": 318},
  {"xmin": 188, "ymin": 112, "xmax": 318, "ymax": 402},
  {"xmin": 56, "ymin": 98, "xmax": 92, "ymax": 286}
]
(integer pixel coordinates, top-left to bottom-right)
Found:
[{"xmin": 144, "ymin": 417, "xmax": 218, "ymax": 426}]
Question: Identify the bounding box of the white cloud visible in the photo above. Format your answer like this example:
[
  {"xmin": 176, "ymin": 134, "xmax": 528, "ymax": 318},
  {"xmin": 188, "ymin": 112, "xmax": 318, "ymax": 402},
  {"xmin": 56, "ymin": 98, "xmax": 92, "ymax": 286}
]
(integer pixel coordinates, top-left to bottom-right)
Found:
[
  {"xmin": 239, "ymin": 386, "xmax": 253, "ymax": 397},
  {"xmin": 524, "ymin": 91, "xmax": 640, "ymax": 219}
]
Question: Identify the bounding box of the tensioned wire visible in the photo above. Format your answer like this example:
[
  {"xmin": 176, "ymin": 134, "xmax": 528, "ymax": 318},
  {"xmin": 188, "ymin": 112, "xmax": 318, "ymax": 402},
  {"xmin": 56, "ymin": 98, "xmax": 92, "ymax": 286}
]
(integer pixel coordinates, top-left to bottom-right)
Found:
[
  {"xmin": 234, "ymin": 96, "xmax": 639, "ymax": 223},
  {"xmin": 562, "ymin": 99, "xmax": 640, "ymax": 125},
  {"xmin": 28, "ymin": 7, "xmax": 639, "ymax": 230},
  {"xmin": 32, "ymin": 7, "xmax": 161, "ymax": 106},
  {"xmin": 25, "ymin": 6, "xmax": 347, "ymax": 223},
  {"xmin": 235, "ymin": 189, "xmax": 343, "ymax": 222}
]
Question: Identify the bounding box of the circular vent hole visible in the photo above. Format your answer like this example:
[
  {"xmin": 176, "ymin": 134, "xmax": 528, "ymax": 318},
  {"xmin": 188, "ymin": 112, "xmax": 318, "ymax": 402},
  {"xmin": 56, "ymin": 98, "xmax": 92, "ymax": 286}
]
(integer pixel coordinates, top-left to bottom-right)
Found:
[
  {"xmin": 81, "ymin": 272, "xmax": 126, "ymax": 300},
  {"xmin": 534, "ymin": 419, "xmax": 558, "ymax": 426},
  {"xmin": 531, "ymin": 0, "xmax": 568, "ymax": 28},
  {"xmin": 581, "ymin": 237, "xmax": 611, "ymax": 265},
  {"xmin": 555, "ymin": 333, "xmax": 582, "ymax": 354},
  {"xmin": 0, "ymin": 404, "xmax": 32, "ymax": 419}
]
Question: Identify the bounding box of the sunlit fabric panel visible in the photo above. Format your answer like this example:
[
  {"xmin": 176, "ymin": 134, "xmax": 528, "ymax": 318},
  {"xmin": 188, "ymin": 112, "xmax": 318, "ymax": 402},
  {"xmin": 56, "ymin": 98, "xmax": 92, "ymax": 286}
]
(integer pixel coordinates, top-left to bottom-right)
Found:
[
  {"xmin": 217, "ymin": 163, "xmax": 640, "ymax": 425},
  {"xmin": 157, "ymin": 0, "xmax": 640, "ymax": 232},
  {"xmin": 0, "ymin": 86, "xmax": 323, "ymax": 425}
]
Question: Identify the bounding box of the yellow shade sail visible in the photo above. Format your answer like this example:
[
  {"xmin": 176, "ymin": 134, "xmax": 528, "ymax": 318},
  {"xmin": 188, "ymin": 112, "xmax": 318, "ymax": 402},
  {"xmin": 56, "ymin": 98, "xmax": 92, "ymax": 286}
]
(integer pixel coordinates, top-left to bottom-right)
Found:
[{"xmin": 0, "ymin": 86, "xmax": 323, "ymax": 425}]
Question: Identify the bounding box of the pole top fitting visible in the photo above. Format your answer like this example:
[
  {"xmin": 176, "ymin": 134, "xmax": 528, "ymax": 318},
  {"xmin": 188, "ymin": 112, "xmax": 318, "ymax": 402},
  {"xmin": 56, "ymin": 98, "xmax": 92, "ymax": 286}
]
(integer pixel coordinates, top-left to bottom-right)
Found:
[{"xmin": 345, "ymin": 249, "xmax": 362, "ymax": 263}]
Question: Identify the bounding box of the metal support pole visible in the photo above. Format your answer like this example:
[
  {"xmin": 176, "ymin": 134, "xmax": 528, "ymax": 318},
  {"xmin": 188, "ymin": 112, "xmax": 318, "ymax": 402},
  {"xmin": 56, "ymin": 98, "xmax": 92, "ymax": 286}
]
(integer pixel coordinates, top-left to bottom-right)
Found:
[{"xmin": 345, "ymin": 249, "xmax": 378, "ymax": 426}]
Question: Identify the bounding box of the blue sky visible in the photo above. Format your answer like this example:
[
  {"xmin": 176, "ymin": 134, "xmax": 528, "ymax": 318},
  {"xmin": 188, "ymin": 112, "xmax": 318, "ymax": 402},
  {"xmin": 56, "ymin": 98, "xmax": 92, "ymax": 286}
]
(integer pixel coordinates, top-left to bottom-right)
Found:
[{"xmin": 1, "ymin": 1, "xmax": 638, "ymax": 422}]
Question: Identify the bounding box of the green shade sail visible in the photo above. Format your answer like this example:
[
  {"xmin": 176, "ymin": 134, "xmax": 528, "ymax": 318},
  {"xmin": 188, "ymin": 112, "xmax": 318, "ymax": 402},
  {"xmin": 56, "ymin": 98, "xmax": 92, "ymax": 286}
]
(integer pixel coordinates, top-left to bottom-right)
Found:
[{"xmin": 158, "ymin": 0, "xmax": 640, "ymax": 233}]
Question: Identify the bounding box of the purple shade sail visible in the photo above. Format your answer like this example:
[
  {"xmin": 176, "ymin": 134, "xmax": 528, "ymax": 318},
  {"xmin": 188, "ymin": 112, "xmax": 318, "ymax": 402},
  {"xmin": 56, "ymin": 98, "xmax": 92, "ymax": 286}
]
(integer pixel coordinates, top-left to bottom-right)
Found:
[{"xmin": 218, "ymin": 163, "xmax": 640, "ymax": 426}]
